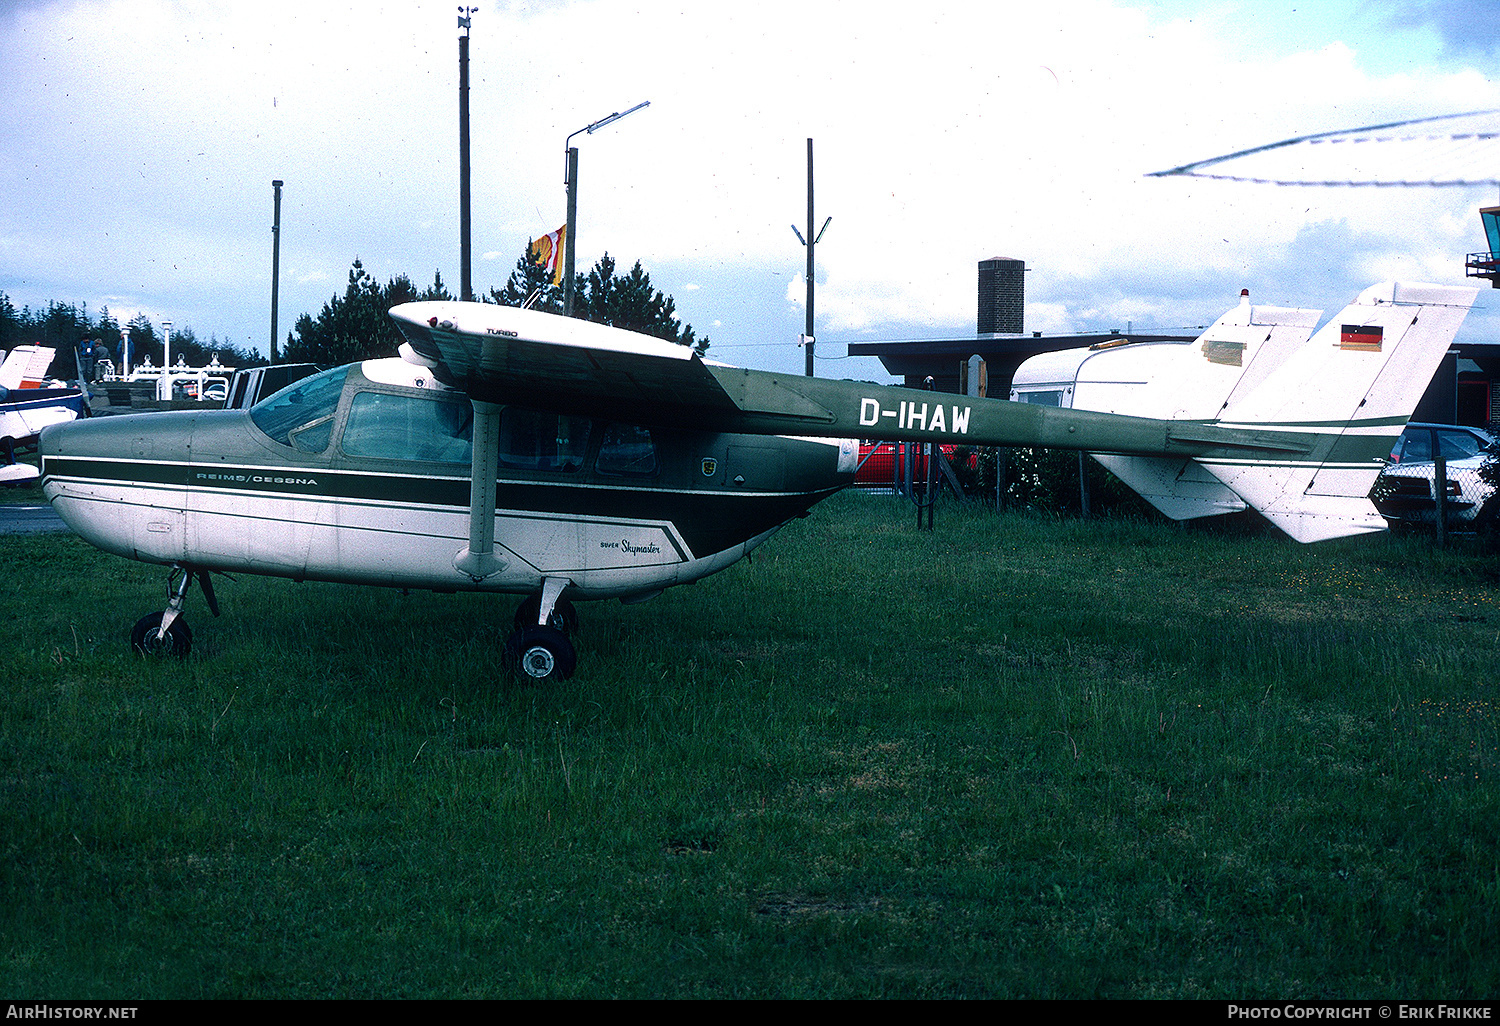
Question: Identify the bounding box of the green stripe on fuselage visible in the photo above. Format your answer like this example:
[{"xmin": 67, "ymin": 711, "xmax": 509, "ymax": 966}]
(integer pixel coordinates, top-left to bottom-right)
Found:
[{"xmin": 42, "ymin": 456, "xmax": 834, "ymax": 560}]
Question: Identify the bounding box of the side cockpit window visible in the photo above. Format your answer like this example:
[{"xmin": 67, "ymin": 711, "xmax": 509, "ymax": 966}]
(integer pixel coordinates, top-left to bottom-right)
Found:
[
  {"xmin": 597, "ymin": 423, "xmax": 658, "ymax": 476},
  {"xmin": 498, "ymin": 409, "xmax": 590, "ymax": 472},
  {"xmin": 249, "ymin": 366, "xmax": 350, "ymax": 453},
  {"xmin": 342, "ymin": 391, "xmax": 474, "ymax": 464}
]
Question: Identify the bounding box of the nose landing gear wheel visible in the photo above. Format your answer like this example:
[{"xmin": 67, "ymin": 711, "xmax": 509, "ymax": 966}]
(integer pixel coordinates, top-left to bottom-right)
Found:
[
  {"xmin": 504, "ymin": 624, "xmax": 576, "ymax": 682},
  {"xmin": 130, "ymin": 611, "xmax": 193, "ymax": 657}
]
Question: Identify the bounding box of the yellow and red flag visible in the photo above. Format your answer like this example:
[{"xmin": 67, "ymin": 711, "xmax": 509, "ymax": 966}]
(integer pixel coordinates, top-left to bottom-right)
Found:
[{"xmin": 527, "ymin": 225, "xmax": 566, "ymax": 285}]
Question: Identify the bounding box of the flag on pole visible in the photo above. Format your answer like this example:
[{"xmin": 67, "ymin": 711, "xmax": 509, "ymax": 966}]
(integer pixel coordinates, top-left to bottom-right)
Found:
[{"xmin": 528, "ymin": 226, "xmax": 566, "ymax": 285}]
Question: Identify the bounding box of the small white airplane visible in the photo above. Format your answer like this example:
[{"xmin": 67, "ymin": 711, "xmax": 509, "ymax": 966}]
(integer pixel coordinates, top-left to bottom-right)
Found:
[
  {"xmin": 1, "ymin": 345, "xmax": 90, "ymax": 486},
  {"xmin": 38, "ymin": 280, "xmax": 1476, "ymax": 679}
]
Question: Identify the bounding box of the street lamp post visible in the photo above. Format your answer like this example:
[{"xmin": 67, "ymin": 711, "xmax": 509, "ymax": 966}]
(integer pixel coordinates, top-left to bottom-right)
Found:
[{"xmin": 563, "ymin": 100, "xmax": 650, "ymax": 316}]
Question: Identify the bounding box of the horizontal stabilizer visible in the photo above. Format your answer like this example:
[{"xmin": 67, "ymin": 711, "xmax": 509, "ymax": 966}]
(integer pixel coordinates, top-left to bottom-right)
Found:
[
  {"xmin": 1091, "ymin": 454, "xmax": 1248, "ymax": 520},
  {"xmin": 1074, "ymin": 294, "xmax": 1321, "ymax": 420}
]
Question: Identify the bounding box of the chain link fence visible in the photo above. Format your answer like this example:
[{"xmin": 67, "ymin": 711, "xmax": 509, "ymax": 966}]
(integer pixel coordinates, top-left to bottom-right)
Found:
[{"xmin": 1371, "ymin": 459, "xmax": 1497, "ymax": 538}]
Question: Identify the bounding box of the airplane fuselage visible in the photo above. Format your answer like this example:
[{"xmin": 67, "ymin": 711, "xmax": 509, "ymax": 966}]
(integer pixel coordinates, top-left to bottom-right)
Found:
[{"xmin": 40, "ymin": 359, "xmax": 858, "ymax": 603}]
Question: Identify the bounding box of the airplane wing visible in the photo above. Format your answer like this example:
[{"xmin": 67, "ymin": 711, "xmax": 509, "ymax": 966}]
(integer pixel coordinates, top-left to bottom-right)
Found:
[
  {"xmin": 391, "ymin": 303, "xmax": 739, "ymax": 424},
  {"xmin": 388, "ymin": 301, "xmax": 1308, "ymax": 463}
]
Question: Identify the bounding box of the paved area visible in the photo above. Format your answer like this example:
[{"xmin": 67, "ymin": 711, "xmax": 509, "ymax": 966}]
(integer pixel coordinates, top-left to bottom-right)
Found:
[{"xmin": 0, "ymin": 504, "xmax": 70, "ymax": 534}]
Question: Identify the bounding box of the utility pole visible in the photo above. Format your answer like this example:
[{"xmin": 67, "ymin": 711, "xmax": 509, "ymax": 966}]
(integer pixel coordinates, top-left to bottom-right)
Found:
[
  {"xmin": 270, "ymin": 179, "xmax": 283, "ymax": 362},
  {"xmin": 791, "ymin": 138, "xmax": 830, "ymax": 377},
  {"xmin": 458, "ymin": 7, "xmax": 476, "ymax": 302}
]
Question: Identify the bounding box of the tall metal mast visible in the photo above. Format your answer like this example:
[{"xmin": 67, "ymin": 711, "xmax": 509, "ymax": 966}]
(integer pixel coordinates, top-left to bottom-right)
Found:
[{"xmin": 458, "ymin": 7, "xmax": 476, "ymax": 302}]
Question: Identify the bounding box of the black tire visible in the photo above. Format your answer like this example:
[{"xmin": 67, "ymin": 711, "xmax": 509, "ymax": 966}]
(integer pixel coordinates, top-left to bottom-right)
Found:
[
  {"xmin": 512, "ymin": 594, "xmax": 579, "ymax": 635},
  {"xmin": 503, "ymin": 624, "xmax": 576, "ymax": 682},
  {"xmin": 130, "ymin": 611, "xmax": 192, "ymax": 657}
]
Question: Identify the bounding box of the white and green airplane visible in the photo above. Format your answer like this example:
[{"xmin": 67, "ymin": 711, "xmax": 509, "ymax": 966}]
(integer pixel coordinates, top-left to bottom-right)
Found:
[{"xmin": 38, "ymin": 280, "xmax": 1477, "ymax": 680}]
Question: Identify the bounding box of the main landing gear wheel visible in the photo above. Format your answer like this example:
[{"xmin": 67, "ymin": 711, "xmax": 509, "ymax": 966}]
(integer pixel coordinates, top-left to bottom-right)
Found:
[
  {"xmin": 512, "ymin": 594, "xmax": 580, "ymax": 635},
  {"xmin": 130, "ymin": 611, "xmax": 193, "ymax": 657},
  {"xmin": 504, "ymin": 624, "xmax": 576, "ymax": 682}
]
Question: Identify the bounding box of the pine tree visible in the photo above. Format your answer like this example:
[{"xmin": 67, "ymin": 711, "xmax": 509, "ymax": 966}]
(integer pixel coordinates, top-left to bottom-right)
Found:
[
  {"xmin": 572, "ymin": 253, "xmax": 708, "ymax": 354},
  {"xmin": 284, "ymin": 259, "xmax": 410, "ymax": 366},
  {"xmin": 284, "ymin": 252, "xmax": 706, "ymax": 366},
  {"xmin": 0, "ymin": 292, "xmax": 253, "ymax": 373},
  {"xmin": 422, "ymin": 270, "xmax": 453, "ymax": 302},
  {"xmin": 488, "ymin": 246, "xmax": 561, "ymax": 312},
  {"xmin": 0, "ymin": 292, "xmax": 17, "ymax": 353}
]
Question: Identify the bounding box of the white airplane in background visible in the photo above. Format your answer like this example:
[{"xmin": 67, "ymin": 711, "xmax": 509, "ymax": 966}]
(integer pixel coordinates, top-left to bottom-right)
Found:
[
  {"xmin": 38, "ymin": 280, "xmax": 1477, "ymax": 679},
  {"xmin": 1, "ymin": 345, "xmax": 90, "ymax": 485}
]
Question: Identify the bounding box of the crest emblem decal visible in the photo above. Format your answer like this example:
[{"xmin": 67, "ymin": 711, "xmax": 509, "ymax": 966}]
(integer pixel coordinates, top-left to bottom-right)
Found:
[{"xmin": 701, "ymin": 458, "xmax": 717, "ymax": 477}]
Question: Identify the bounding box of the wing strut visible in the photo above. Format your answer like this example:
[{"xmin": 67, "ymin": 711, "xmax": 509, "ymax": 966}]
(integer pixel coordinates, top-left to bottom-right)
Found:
[{"xmin": 454, "ymin": 399, "xmax": 508, "ymax": 581}]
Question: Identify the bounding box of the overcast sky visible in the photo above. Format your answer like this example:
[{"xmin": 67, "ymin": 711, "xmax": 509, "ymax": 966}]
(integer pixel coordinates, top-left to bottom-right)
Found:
[{"xmin": 4, "ymin": 0, "xmax": 1500, "ymax": 380}]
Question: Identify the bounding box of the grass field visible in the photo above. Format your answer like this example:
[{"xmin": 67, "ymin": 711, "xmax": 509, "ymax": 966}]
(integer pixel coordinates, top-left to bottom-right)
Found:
[{"xmin": 2, "ymin": 491, "xmax": 1498, "ymax": 998}]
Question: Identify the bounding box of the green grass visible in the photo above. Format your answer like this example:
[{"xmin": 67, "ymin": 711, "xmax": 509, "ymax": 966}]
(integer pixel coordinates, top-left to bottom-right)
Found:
[{"xmin": 2, "ymin": 492, "xmax": 1498, "ymax": 998}]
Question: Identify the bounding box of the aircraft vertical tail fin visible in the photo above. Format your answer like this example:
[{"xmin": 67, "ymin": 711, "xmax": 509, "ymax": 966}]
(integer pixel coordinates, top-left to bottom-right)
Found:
[{"xmin": 1199, "ymin": 281, "xmax": 1478, "ymax": 541}]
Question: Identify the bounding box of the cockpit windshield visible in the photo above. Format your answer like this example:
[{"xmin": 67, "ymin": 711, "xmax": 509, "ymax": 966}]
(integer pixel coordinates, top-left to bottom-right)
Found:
[{"xmin": 248, "ymin": 365, "xmax": 350, "ymax": 453}]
